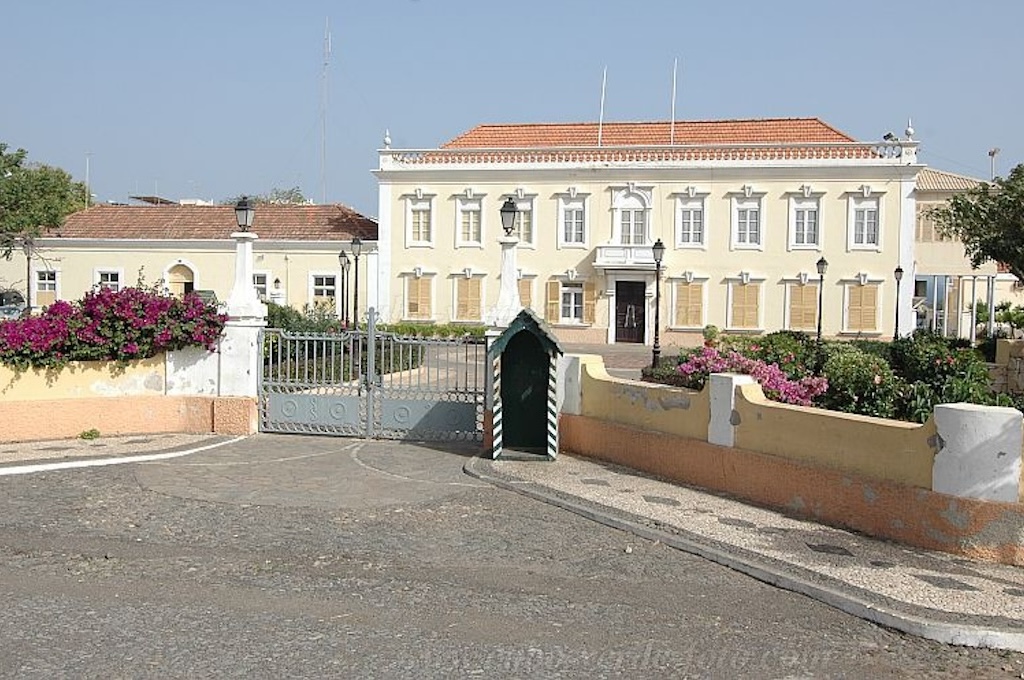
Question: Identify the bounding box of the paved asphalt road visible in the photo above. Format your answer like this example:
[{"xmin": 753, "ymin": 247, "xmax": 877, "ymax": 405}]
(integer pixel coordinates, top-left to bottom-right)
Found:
[{"xmin": 0, "ymin": 434, "xmax": 1021, "ymax": 679}]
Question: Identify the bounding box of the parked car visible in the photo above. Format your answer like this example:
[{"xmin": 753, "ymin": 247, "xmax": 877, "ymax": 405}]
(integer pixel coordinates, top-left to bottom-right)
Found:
[{"xmin": 0, "ymin": 304, "xmax": 24, "ymax": 320}]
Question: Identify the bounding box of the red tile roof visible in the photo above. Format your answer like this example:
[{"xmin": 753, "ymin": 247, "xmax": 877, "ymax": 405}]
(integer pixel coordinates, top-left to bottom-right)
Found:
[
  {"xmin": 48, "ymin": 204, "xmax": 377, "ymax": 242},
  {"xmin": 442, "ymin": 118, "xmax": 857, "ymax": 148}
]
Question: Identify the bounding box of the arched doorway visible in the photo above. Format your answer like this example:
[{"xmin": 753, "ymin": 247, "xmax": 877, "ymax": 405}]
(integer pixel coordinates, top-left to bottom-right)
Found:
[
  {"xmin": 500, "ymin": 330, "xmax": 548, "ymax": 451},
  {"xmin": 167, "ymin": 264, "xmax": 195, "ymax": 297}
]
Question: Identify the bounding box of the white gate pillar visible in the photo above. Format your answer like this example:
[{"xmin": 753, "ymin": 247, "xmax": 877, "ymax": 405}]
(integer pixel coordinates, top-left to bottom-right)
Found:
[{"xmin": 219, "ymin": 231, "xmax": 268, "ymax": 397}]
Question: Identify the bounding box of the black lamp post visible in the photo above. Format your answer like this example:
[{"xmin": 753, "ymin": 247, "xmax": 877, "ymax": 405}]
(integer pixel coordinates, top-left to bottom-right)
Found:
[
  {"xmin": 234, "ymin": 196, "xmax": 255, "ymax": 232},
  {"xmin": 651, "ymin": 238, "xmax": 665, "ymax": 369},
  {"xmin": 351, "ymin": 237, "xmax": 362, "ymax": 327},
  {"xmin": 816, "ymin": 256, "xmax": 828, "ymax": 342},
  {"xmin": 894, "ymin": 265, "xmax": 904, "ymax": 341},
  {"xmin": 338, "ymin": 250, "xmax": 350, "ymax": 327},
  {"xmin": 500, "ymin": 197, "xmax": 517, "ymax": 236}
]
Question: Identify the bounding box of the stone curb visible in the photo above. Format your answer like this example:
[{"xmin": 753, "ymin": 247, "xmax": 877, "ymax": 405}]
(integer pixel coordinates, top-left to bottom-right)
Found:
[{"xmin": 464, "ymin": 456, "xmax": 1024, "ymax": 653}]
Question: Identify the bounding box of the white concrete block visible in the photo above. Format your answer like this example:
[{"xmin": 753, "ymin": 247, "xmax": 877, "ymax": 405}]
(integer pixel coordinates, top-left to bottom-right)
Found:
[
  {"xmin": 933, "ymin": 403, "xmax": 1023, "ymax": 502},
  {"xmin": 557, "ymin": 354, "xmax": 583, "ymax": 416},
  {"xmin": 708, "ymin": 373, "xmax": 755, "ymax": 448}
]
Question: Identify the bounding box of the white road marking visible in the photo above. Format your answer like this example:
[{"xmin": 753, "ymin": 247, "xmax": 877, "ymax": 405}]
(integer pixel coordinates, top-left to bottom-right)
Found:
[
  {"xmin": 0, "ymin": 436, "xmax": 247, "ymax": 477},
  {"xmin": 152, "ymin": 441, "xmax": 363, "ymax": 467}
]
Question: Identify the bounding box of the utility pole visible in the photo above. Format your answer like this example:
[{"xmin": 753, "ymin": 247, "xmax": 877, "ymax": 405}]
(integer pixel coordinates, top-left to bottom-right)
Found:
[{"xmin": 988, "ymin": 148, "xmax": 1000, "ymax": 181}]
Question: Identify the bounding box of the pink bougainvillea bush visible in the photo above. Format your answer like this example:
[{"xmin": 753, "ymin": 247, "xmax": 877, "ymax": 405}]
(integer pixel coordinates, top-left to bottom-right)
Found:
[
  {"xmin": 676, "ymin": 345, "xmax": 829, "ymax": 407},
  {"xmin": 0, "ymin": 286, "xmax": 227, "ymax": 370}
]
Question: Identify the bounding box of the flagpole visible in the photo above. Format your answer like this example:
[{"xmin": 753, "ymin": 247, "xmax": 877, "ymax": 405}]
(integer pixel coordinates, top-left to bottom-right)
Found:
[
  {"xmin": 670, "ymin": 58, "xmax": 678, "ymax": 145},
  {"xmin": 598, "ymin": 66, "xmax": 607, "ymax": 147}
]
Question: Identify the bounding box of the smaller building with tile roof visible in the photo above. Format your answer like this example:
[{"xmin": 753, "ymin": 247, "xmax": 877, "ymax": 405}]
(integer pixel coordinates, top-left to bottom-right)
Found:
[{"xmin": 0, "ymin": 202, "xmax": 378, "ymax": 317}]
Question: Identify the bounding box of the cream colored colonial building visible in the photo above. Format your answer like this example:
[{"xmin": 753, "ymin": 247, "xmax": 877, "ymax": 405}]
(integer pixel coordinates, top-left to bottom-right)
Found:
[
  {"xmin": 373, "ymin": 118, "xmax": 921, "ymax": 345},
  {"xmin": 913, "ymin": 167, "xmax": 1018, "ymax": 339},
  {"xmin": 0, "ymin": 203, "xmax": 378, "ymax": 316}
]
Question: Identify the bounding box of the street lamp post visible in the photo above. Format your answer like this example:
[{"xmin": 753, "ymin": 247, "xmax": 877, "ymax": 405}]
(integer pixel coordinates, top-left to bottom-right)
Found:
[
  {"xmin": 816, "ymin": 257, "xmax": 828, "ymax": 342},
  {"xmin": 338, "ymin": 250, "xmax": 350, "ymax": 327},
  {"xmin": 894, "ymin": 265, "xmax": 904, "ymax": 341},
  {"xmin": 651, "ymin": 239, "xmax": 665, "ymax": 370},
  {"xmin": 351, "ymin": 237, "xmax": 362, "ymax": 328}
]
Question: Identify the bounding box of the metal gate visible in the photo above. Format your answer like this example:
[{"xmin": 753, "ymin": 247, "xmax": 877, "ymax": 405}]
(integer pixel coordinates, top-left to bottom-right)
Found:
[{"xmin": 259, "ymin": 309, "xmax": 486, "ymax": 441}]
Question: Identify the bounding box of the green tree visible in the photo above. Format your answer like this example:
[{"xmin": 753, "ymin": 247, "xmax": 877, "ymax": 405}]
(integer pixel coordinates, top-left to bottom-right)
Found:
[
  {"xmin": 932, "ymin": 163, "xmax": 1024, "ymax": 282},
  {"xmin": 0, "ymin": 143, "xmax": 87, "ymax": 258},
  {"xmin": 224, "ymin": 186, "xmax": 310, "ymax": 206}
]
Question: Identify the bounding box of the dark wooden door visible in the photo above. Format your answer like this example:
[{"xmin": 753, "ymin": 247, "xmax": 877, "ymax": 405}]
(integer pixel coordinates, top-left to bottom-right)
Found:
[{"xmin": 615, "ymin": 281, "xmax": 645, "ymax": 344}]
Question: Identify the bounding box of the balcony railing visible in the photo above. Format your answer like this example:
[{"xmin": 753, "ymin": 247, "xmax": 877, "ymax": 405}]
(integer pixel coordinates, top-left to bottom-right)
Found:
[{"xmin": 594, "ymin": 244, "xmax": 658, "ymax": 269}]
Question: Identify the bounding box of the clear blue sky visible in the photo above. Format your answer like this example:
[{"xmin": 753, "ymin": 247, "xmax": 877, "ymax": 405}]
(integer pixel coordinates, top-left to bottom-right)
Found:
[{"xmin": 3, "ymin": 0, "xmax": 1021, "ymax": 218}]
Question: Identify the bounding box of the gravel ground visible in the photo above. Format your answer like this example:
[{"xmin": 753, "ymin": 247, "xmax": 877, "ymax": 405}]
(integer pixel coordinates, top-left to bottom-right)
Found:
[{"xmin": 0, "ymin": 438, "xmax": 1021, "ymax": 678}]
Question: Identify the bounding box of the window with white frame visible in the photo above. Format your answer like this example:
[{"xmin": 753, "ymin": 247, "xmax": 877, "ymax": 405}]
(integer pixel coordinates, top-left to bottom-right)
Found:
[
  {"xmin": 545, "ymin": 279, "xmax": 595, "ymax": 325},
  {"xmin": 849, "ymin": 196, "xmax": 880, "ymax": 248},
  {"xmin": 672, "ymin": 280, "xmax": 704, "ymax": 327},
  {"xmin": 253, "ymin": 273, "xmax": 268, "ymax": 300},
  {"xmin": 612, "ymin": 187, "xmax": 652, "ymax": 246},
  {"xmin": 732, "ymin": 197, "xmax": 762, "ymax": 249},
  {"xmin": 36, "ymin": 270, "xmax": 57, "ymax": 308},
  {"xmin": 97, "ymin": 270, "xmax": 121, "ymax": 292},
  {"xmin": 456, "ymin": 197, "xmax": 482, "ymax": 247},
  {"xmin": 675, "ymin": 196, "xmax": 705, "ymax": 247},
  {"xmin": 789, "ymin": 197, "xmax": 820, "ymax": 248},
  {"xmin": 558, "ymin": 195, "xmax": 587, "ymax": 247},
  {"xmin": 407, "ymin": 196, "xmax": 433, "ymax": 246},
  {"xmin": 311, "ymin": 274, "xmax": 337, "ymax": 308},
  {"xmin": 511, "ymin": 197, "xmax": 534, "ymax": 245},
  {"xmin": 406, "ymin": 275, "xmax": 432, "ymax": 320}
]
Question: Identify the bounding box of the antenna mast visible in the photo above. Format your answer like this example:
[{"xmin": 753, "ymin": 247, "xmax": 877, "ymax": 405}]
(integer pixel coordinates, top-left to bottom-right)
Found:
[{"xmin": 320, "ymin": 17, "xmax": 331, "ymax": 204}]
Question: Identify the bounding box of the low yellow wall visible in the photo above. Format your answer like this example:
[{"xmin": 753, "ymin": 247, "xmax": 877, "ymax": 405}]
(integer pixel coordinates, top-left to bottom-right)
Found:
[
  {"xmin": 580, "ymin": 356, "xmax": 709, "ymax": 441},
  {"xmin": 0, "ymin": 357, "xmax": 165, "ymax": 400},
  {"xmin": 560, "ymin": 414, "xmax": 1024, "ymax": 566},
  {"xmin": 733, "ymin": 383, "xmax": 937, "ymax": 489}
]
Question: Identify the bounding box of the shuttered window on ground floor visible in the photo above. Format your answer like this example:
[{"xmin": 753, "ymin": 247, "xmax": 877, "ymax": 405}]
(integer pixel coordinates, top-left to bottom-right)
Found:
[
  {"xmin": 406, "ymin": 276, "xmax": 432, "ymax": 320},
  {"xmin": 673, "ymin": 281, "xmax": 703, "ymax": 328},
  {"xmin": 846, "ymin": 283, "xmax": 879, "ymax": 332},
  {"xmin": 788, "ymin": 282, "xmax": 819, "ymax": 331},
  {"xmin": 546, "ymin": 279, "xmax": 595, "ymax": 324},
  {"xmin": 455, "ymin": 276, "xmax": 482, "ymax": 321},
  {"xmin": 729, "ymin": 282, "xmax": 760, "ymax": 329}
]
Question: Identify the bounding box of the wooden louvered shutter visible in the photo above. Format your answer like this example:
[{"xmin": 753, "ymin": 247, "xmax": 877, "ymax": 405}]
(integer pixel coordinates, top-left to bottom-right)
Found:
[
  {"xmin": 675, "ymin": 282, "xmax": 702, "ymax": 327},
  {"xmin": 546, "ymin": 280, "xmax": 560, "ymax": 323},
  {"xmin": 789, "ymin": 283, "xmax": 818, "ymax": 330},
  {"xmin": 731, "ymin": 282, "xmax": 759, "ymax": 329},
  {"xmin": 583, "ymin": 282, "xmax": 596, "ymax": 324},
  {"xmin": 518, "ymin": 278, "xmax": 532, "ymax": 309}
]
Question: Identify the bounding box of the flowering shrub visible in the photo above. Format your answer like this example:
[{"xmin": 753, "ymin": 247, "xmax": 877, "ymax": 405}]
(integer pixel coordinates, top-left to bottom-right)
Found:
[
  {"xmin": 817, "ymin": 345, "xmax": 901, "ymax": 418},
  {"xmin": 0, "ymin": 286, "xmax": 227, "ymax": 370},
  {"xmin": 676, "ymin": 346, "xmax": 828, "ymax": 407}
]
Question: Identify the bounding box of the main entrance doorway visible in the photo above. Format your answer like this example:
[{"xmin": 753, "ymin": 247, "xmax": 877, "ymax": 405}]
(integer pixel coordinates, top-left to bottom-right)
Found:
[{"xmin": 615, "ymin": 280, "xmax": 645, "ymax": 344}]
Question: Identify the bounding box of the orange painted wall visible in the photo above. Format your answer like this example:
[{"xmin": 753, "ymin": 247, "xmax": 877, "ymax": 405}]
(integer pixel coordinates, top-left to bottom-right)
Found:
[
  {"xmin": 560, "ymin": 414, "xmax": 1024, "ymax": 566},
  {"xmin": 0, "ymin": 396, "xmax": 257, "ymax": 442}
]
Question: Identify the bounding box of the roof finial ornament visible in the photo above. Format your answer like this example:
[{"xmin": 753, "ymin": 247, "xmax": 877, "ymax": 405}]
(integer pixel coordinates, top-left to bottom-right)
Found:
[
  {"xmin": 383, "ymin": 129, "xmax": 392, "ymax": 149},
  {"xmin": 905, "ymin": 119, "xmax": 914, "ymax": 141}
]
